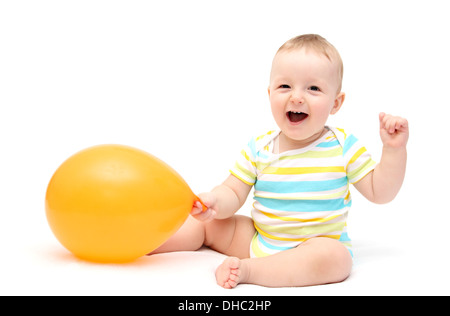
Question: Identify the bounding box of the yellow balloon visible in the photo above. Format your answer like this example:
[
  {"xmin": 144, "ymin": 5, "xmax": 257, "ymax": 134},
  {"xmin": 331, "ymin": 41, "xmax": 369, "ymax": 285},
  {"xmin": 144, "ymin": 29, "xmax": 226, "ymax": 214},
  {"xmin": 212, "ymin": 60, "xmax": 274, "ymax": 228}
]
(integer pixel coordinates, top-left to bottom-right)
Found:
[{"xmin": 45, "ymin": 144, "xmax": 201, "ymax": 263}]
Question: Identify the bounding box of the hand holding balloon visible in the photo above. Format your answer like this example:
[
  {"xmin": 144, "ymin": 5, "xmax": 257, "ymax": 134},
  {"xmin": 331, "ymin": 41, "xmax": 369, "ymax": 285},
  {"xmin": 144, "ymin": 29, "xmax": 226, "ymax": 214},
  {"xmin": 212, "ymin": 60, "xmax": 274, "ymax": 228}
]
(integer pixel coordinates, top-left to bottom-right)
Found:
[{"xmin": 192, "ymin": 192, "xmax": 217, "ymax": 222}]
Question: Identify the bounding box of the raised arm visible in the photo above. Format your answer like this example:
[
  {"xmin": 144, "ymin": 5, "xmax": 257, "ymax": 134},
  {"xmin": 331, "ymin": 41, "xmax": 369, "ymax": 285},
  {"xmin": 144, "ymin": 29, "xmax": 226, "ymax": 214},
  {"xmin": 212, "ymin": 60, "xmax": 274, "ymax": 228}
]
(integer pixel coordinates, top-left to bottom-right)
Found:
[{"xmin": 354, "ymin": 112, "xmax": 409, "ymax": 204}]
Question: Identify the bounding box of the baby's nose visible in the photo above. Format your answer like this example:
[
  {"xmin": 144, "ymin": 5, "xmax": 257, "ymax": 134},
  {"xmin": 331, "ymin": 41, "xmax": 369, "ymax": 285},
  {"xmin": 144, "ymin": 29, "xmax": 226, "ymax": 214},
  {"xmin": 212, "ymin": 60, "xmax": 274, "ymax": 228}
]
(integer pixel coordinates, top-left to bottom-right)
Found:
[{"xmin": 290, "ymin": 91, "xmax": 304, "ymax": 104}]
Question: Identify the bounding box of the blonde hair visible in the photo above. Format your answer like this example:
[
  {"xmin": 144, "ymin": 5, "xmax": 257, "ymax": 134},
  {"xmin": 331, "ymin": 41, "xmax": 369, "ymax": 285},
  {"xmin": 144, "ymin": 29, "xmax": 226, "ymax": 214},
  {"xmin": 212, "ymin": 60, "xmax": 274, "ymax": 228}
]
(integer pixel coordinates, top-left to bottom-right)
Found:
[{"xmin": 276, "ymin": 34, "xmax": 344, "ymax": 93}]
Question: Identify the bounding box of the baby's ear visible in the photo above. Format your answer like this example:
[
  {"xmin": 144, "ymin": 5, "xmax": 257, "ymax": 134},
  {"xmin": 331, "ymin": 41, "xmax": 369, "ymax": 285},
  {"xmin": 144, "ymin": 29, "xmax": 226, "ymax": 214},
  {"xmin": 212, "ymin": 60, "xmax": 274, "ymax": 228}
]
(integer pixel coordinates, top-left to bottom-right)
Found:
[{"xmin": 331, "ymin": 92, "xmax": 345, "ymax": 115}]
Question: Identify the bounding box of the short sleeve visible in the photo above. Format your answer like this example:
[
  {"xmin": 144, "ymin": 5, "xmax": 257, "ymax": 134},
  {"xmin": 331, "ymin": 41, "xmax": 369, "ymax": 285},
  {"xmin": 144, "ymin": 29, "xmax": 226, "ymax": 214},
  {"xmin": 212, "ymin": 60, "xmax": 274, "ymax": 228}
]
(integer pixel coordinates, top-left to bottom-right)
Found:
[
  {"xmin": 342, "ymin": 134, "xmax": 377, "ymax": 184},
  {"xmin": 229, "ymin": 138, "xmax": 258, "ymax": 186}
]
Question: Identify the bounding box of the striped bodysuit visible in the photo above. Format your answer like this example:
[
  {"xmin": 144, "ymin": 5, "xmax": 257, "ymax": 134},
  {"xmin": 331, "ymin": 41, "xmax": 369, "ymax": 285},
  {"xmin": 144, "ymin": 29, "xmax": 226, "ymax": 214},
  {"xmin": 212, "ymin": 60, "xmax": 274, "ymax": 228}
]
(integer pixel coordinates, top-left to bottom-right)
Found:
[{"xmin": 229, "ymin": 127, "xmax": 376, "ymax": 258}]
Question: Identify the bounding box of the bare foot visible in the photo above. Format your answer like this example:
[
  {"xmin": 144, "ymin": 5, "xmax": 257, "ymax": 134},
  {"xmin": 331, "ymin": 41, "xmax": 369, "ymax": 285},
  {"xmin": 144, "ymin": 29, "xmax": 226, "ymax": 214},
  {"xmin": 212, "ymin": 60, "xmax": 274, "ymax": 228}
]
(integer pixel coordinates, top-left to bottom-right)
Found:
[{"xmin": 215, "ymin": 257, "xmax": 245, "ymax": 289}]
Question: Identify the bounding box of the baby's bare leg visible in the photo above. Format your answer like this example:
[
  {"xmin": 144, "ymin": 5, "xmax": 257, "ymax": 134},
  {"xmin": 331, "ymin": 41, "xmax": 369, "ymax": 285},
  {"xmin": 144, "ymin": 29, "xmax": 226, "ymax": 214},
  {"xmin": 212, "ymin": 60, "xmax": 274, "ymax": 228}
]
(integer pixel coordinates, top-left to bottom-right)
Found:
[
  {"xmin": 215, "ymin": 237, "xmax": 352, "ymax": 288},
  {"xmin": 204, "ymin": 215, "xmax": 255, "ymax": 259},
  {"xmin": 151, "ymin": 215, "xmax": 255, "ymax": 259},
  {"xmin": 150, "ymin": 216, "xmax": 206, "ymax": 253}
]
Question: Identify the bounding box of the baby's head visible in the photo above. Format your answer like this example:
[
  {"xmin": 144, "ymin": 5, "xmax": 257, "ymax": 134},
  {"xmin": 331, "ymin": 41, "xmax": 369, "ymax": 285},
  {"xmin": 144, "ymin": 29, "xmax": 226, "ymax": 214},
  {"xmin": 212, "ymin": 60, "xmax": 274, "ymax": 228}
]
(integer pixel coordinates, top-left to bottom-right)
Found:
[
  {"xmin": 274, "ymin": 34, "xmax": 344, "ymax": 93},
  {"xmin": 268, "ymin": 34, "xmax": 346, "ymax": 147}
]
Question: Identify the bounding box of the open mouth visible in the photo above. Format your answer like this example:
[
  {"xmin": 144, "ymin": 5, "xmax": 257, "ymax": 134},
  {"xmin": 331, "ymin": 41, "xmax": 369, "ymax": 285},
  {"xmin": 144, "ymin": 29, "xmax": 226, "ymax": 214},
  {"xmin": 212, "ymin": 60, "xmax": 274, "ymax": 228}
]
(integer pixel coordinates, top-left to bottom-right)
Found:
[{"xmin": 287, "ymin": 111, "xmax": 309, "ymax": 123}]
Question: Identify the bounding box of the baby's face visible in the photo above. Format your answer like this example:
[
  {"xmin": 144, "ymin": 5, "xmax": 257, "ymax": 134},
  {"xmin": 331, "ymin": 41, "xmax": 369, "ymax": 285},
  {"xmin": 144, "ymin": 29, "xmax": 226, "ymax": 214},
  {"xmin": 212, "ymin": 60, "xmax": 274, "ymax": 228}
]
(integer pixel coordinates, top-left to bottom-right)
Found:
[{"xmin": 268, "ymin": 48, "xmax": 344, "ymax": 148}]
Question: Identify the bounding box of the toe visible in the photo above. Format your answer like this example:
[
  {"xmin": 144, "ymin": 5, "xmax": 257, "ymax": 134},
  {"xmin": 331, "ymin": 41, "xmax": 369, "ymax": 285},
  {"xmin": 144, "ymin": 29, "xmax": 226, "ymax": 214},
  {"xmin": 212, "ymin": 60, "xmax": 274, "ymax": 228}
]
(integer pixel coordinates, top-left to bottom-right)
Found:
[{"xmin": 229, "ymin": 273, "xmax": 239, "ymax": 282}]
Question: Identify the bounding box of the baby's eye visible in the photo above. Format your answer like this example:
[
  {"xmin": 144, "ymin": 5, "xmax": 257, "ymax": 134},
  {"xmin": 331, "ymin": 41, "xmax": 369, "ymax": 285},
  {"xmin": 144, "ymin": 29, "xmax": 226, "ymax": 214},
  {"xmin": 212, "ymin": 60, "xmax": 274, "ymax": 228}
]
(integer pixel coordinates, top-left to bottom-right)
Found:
[
  {"xmin": 309, "ymin": 86, "xmax": 321, "ymax": 91},
  {"xmin": 279, "ymin": 84, "xmax": 291, "ymax": 89}
]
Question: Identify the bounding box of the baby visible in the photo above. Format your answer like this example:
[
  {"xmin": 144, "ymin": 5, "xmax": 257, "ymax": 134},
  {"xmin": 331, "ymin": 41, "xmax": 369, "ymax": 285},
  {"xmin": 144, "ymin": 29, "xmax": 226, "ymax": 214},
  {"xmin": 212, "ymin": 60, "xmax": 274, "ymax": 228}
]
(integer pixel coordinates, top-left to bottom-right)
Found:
[{"xmin": 152, "ymin": 34, "xmax": 409, "ymax": 288}]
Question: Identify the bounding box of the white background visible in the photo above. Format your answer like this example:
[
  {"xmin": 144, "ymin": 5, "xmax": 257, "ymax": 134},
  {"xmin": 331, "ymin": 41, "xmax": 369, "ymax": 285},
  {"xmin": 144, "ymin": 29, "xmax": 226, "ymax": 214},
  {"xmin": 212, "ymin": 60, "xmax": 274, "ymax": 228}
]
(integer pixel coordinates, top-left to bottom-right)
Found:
[{"xmin": 1, "ymin": 0, "xmax": 449, "ymax": 295}]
